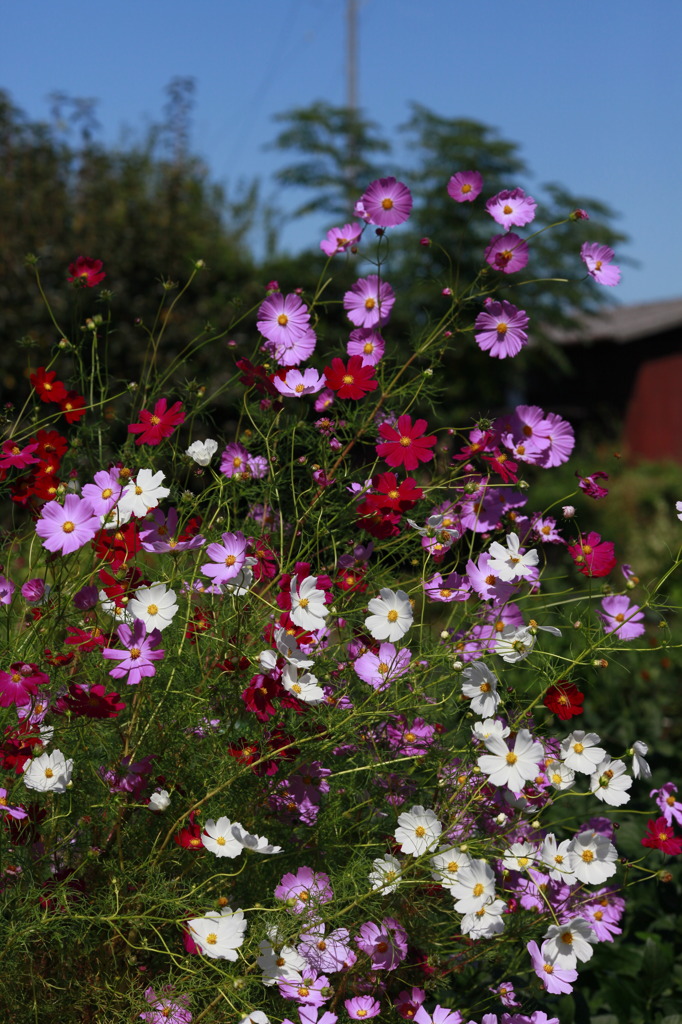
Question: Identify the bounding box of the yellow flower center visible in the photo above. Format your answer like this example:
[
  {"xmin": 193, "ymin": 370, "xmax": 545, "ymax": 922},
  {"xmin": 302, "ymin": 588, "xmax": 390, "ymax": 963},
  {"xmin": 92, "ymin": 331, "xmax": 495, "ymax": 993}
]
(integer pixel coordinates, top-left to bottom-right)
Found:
[
  {"xmin": 277, "ymin": 314, "xmax": 289, "ymax": 326},
  {"xmin": 129, "ymin": 647, "xmax": 141, "ymax": 660},
  {"xmin": 581, "ymin": 849, "xmax": 594, "ymax": 863},
  {"xmin": 225, "ymin": 554, "xmax": 236, "ymax": 566},
  {"xmin": 473, "ymin": 882, "xmax": 484, "ymax": 896},
  {"xmin": 381, "ymin": 197, "xmax": 394, "ymax": 210},
  {"xmin": 496, "ymin": 322, "xmax": 509, "ymax": 335},
  {"xmin": 414, "ymin": 826, "xmax": 426, "ymax": 838},
  {"xmin": 503, "ymin": 204, "xmax": 513, "ymax": 215},
  {"xmin": 45, "ymin": 768, "xmax": 54, "ymax": 778},
  {"xmin": 387, "ymin": 609, "xmax": 399, "ymax": 622},
  {"xmin": 205, "ymin": 932, "xmax": 218, "ymax": 945},
  {"xmin": 506, "ymin": 752, "xmax": 518, "ymax": 765},
  {"xmin": 62, "ymin": 521, "xmax": 75, "ymax": 533},
  {"xmin": 363, "ymin": 342, "xmax": 374, "ymax": 354},
  {"xmin": 147, "ymin": 604, "xmax": 159, "ymax": 616},
  {"xmin": 364, "ymin": 297, "xmax": 376, "ymax": 310}
]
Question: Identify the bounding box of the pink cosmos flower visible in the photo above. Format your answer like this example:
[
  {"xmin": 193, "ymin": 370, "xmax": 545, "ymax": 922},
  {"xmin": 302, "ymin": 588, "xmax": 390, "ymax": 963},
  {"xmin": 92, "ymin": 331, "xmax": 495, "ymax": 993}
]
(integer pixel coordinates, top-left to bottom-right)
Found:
[
  {"xmin": 67, "ymin": 256, "xmax": 105, "ymax": 287},
  {"xmin": 0, "ymin": 662, "xmax": 49, "ymax": 708},
  {"xmin": 0, "ymin": 787, "xmax": 28, "ymax": 820},
  {"xmin": 274, "ymin": 368, "xmax": 326, "ymax": 398},
  {"xmin": 0, "ymin": 439, "xmax": 39, "ymax": 470},
  {"xmin": 474, "ymin": 300, "xmax": 529, "ymax": 359},
  {"xmin": 102, "ymin": 619, "xmax": 165, "ymax": 686},
  {"xmin": 347, "ymin": 327, "xmax": 385, "ymax": 366},
  {"xmin": 356, "ymin": 917, "xmax": 408, "ymax": 969},
  {"xmin": 650, "ymin": 782, "xmax": 682, "ymax": 826},
  {"xmin": 485, "ymin": 233, "xmax": 529, "ymax": 273},
  {"xmin": 201, "ymin": 531, "xmax": 248, "ymax": 584},
  {"xmin": 81, "ymin": 469, "xmax": 124, "ymax": 516},
  {"xmin": 360, "ymin": 177, "xmax": 413, "ymax": 227},
  {"xmin": 344, "ymin": 996, "xmax": 381, "ymax": 1020},
  {"xmin": 580, "ymin": 243, "xmax": 621, "ymax": 286},
  {"xmin": 258, "ymin": 293, "xmax": 317, "ymax": 365},
  {"xmin": 447, "ymin": 171, "xmax": 483, "ymax": 202},
  {"xmin": 0, "ymin": 575, "xmax": 15, "ymax": 605},
  {"xmin": 414, "ymin": 1006, "xmax": 462, "ymax": 1024},
  {"xmin": 527, "ymin": 940, "xmax": 578, "ymax": 995},
  {"xmin": 139, "ymin": 508, "xmax": 205, "ymax": 553},
  {"xmin": 221, "ymin": 443, "xmax": 251, "ymax": 478},
  {"xmin": 343, "ymin": 275, "xmax": 395, "ymax": 328},
  {"xmin": 140, "ymin": 986, "xmax": 192, "ymax": 1024},
  {"xmin": 354, "ymin": 643, "xmax": 411, "ymax": 690},
  {"xmin": 577, "ymin": 470, "xmax": 609, "ymax": 499},
  {"xmin": 423, "ymin": 571, "xmax": 471, "ymax": 603},
  {"xmin": 35, "ymin": 494, "xmax": 100, "ymax": 555},
  {"xmin": 598, "ymin": 595, "xmax": 645, "ymax": 639},
  {"xmin": 319, "ymin": 221, "xmax": 362, "ymax": 257},
  {"xmin": 486, "ymin": 187, "xmax": 537, "ymax": 230},
  {"xmin": 275, "ymin": 867, "xmax": 333, "ymax": 914}
]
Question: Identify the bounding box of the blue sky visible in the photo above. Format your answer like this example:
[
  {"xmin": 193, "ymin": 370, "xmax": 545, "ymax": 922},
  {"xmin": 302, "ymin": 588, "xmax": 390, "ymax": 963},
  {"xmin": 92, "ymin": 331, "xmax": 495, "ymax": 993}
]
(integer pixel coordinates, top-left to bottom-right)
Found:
[{"xmin": 2, "ymin": 0, "xmax": 680, "ymax": 306}]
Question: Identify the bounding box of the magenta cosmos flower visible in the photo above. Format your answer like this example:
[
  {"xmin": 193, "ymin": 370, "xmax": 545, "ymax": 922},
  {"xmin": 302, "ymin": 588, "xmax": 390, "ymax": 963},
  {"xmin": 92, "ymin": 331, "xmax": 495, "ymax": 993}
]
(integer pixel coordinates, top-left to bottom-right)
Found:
[
  {"xmin": 486, "ymin": 187, "xmax": 537, "ymax": 230},
  {"xmin": 275, "ymin": 866, "xmax": 333, "ymax": 914},
  {"xmin": 580, "ymin": 242, "xmax": 621, "ymax": 286},
  {"xmin": 474, "ymin": 300, "xmax": 529, "ymax": 358},
  {"xmin": 447, "ymin": 170, "xmax": 483, "ymax": 202},
  {"xmin": 320, "ymin": 221, "xmax": 363, "ymax": 256},
  {"xmin": 347, "ymin": 327, "xmax": 385, "ymax": 366},
  {"xmin": 257, "ymin": 293, "xmax": 317, "ymax": 365},
  {"xmin": 35, "ymin": 494, "xmax": 100, "ymax": 555},
  {"xmin": 598, "ymin": 595, "xmax": 645, "ymax": 640},
  {"xmin": 360, "ymin": 176, "xmax": 413, "ymax": 227},
  {"xmin": 343, "ymin": 275, "xmax": 395, "ymax": 328},
  {"xmin": 484, "ymin": 233, "xmax": 529, "ymax": 274},
  {"xmin": 201, "ymin": 530, "xmax": 248, "ymax": 584},
  {"xmin": 102, "ymin": 619, "xmax": 165, "ymax": 686}
]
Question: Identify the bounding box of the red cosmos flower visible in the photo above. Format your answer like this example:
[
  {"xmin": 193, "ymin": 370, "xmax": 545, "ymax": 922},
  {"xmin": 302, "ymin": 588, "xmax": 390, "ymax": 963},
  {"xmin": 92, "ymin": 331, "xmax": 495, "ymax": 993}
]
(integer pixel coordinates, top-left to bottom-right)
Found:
[
  {"xmin": 30, "ymin": 367, "xmax": 68, "ymax": 404},
  {"xmin": 370, "ymin": 471, "xmax": 423, "ymax": 511},
  {"xmin": 543, "ymin": 681, "xmax": 584, "ymax": 720},
  {"xmin": 376, "ymin": 414, "xmax": 437, "ymax": 471},
  {"xmin": 236, "ymin": 357, "xmax": 279, "ymax": 397},
  {"xmin": 59, "ymin": 391, "xmax": 87, "ymax": 423},
  {"xmin": 93, "ymin": 522, "xmax": 142, "ymax": 569},
  {"xmin": 34, "ymin": 429, "xmax": 68, "ymax": 462},
  {"xmin": 324, "ymin": 355, "xmax": 378, "ymax": 400},
  {"xmin": 641, "ymin": 817, "xmax": 682, "ymax": 855},
  {"xmin": 128, "ymin": 398, "xmax": 185, "ymax": 446},
  {"xmin": 67, "ymin": 256, "xmax": 106, "ymax": 287},
  {"xmin": 0, "ymin": 440, "xmax": 39, "ymax": 471},
  {"xmin": 174, "ymin": 811, "xmax": 204, "ymax": 851},
  {"xmin": 64, "ymin": 626, "xmax": 108, "ymax": 652},
  {"xmin": 54, "ymin": 683, "xmax": 125, "ymax": 719},
  {"xmin": 335, "ymin": 566, "xmax": 368, "ymax": 592},
  {"xmin": 567, "ymin": 531, "xmax": 616, "ymax": 577},
  {"xmin": 355, "ymin": 500, "xmax": 402, "ymax": 539}
]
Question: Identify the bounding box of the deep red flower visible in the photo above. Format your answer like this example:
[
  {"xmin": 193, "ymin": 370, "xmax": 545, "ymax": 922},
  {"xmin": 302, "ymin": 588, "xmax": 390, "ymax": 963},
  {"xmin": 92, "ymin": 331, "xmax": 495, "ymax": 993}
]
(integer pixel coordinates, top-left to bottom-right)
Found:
[
  {"xmin": 128, "ymin": 398, "xmax": 185, "ymax": 446},
  {"xmin": 568, "ymin": 531, "xmax": 616, "ymax": 577},
  {"xmin": 30, "ymin": 367, "xmax": 68, "ymax": 404},
  {"xmin": 185, "ymin": 608, "xmax": 213, "ymax": 643},
  {"xmin": 335, "ymin": 567, "xmax": 368, "ymax": 593},
  {"xmin": 481, "ymin": 448, "xmax": 518, "ymax": 483},
  {"xmin": 59, "ymin": 391, "xmax": 87, "ymax": 423},
  {"xmin": 324, "ymin": 355, "xmax": 378, "ymax": 400},
  {"xmin": 576, "ymin": 470, "xmax": 609, "ymax": 499},
  {"xmin": 67, "ymin": 257, "xmax": 106, "ymax": 287},
  {"xmin": 356, "ymin": 499, "xmax": 402, "ymax": 539},
  {"xmin": 93, "ymin": 522, "xmax": 142, "ymax": 568},
  {"xmin": 376, "ymin": 414, "xmax": 437, "ymax": 471},
  {"xmin": 236, "ymin": 357, "xmax": 279, "ymax": 397},
  {"xmin": 34, "ymin": 429, "xmax": 68, "ymax": 462},
  {"xmin": 641, "ymin": 817, "xmax": 682, "ymax": 855},
  {"xmin": 64, "ymin": 626, "xmax": 108, "ymax": 652},
  {"xmin": 174, "ymin": 811, "xmax": 204, "ymax": 850},
  {"xmin": 54, "ymin": 683, "xmax": 125, "ymax": 718},
  {"xmin": 0, "ymin": 722, "xmax": 44, "ymax": 773},
  {"xmin": 543, "ymin": 681, "xmax": 584, "ymax": 720},
  {"xmin": 251, "ymin": 539, "xmax": 278, "ymax": 582}
]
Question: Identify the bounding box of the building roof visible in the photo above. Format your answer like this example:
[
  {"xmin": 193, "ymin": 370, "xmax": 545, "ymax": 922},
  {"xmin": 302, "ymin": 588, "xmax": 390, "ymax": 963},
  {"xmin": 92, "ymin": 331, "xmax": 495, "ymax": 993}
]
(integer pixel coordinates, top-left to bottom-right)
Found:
[{"xmin": 549, "ymin": 297, "xmax": 682, "ymax": 346}]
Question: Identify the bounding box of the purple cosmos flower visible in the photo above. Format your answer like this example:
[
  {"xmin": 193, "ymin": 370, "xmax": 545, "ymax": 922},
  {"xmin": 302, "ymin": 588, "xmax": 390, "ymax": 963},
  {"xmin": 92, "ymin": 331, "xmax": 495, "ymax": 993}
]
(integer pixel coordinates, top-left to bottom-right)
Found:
[
  {"xmin": 35, "ymin": 494, "xmax": 100, "ymax": 555},
  {"xmin": 360, "ymin": 177, "xmax": 413, "ymax": 227},
  {"xmin": 0, "ymin": 575, "xmax": 15, "ymax": 605},
  {"xmin": 279, "ymin": 971, "xmax": 330, "ymax": 1007},
  {"xmin": 221, "ymin": 443, "xmax": 251, "ymax": 478},
  {"xmin": 474, "ymin": 300, "xmax": 529, "ymax": 359},
  {"xmin": 81, "ymin": 468, "xmax": 124, "ymax": 516},
  {"xmin": 414, "ymin": 1006, "xmax": 462, "ymax": 1024},
  {"xmin": 343, "ymin": 275, "xmax": 395, "ymax": 328},
  {"xmin": 298, "ymin": 925, "xmax": 356, "ymax": 973},
  {"xmin": 201, "ymin": 530, "xmax": 248, "ymax": 584},
  {"xmin": 21, "ymin": 579, "xmax": 47, "ymax": 603},
  {"xmin": 356, "ymin": 917, "xmax": 408, "ymax": 970},
  {"xmin": 0, "ymin": 439, "xmax": 39, "ymax": 470},
  {"xmin": 258, "ymin": 293, "xmax": 312, "ymax": 347},
  {"xmin": 274, "ymin": 368, "xmax": 326, "ymax": 398},
  {"xmin": 353, "ymin": 643, "xmax": 411, "ymax": 690},
  {"xmin": 580, "ymin": 242, "xmax": 621, "ymax": 286},
  {"xmin": 347, "ymin": 328, "xmax": 385, "ymax": 366},
  {"xmin": 0, "ymin": 788, "xmax": 28, "ymax": 820},
  {"xmin": 344, "ymin": 996, "xmax": 381, "ymax": 1020},
  {"xmin": 527, "ymin": 939, "xmax": 578, "ymax": 994},
  {"xmin": 423, "ymin": 571, "xmax": 471, "ymax": 603},
  {"xmin": 486, "ymin": 187, "xmax": 537, "ymax": 230},
  {"xmin": 102, "ymin": 618, "xmax": 165, "ymax": 686},
  {"xmin": 320, "ymin": 221, "xmax": 362, "ymax": 256},
  {"xmin": 140, "ymin": 508, "xmax": 205, "ymax": 553},
  {"xmin": 484, "ymin": 233, "xmax": 529, "ymax": 274},
  {"xmin": 275, "ymin": 867, "xmax": 333, "ymax": 914},
  {"xmin": 576, "ymin": 470, "xmax": 609, "ymax": 499},
  {"xmin": 650, "ymin": 782, "xmax": 682, "ymax": 826},
  {"xmin": 447, "ymin": 171, "xmax": 483, "ymax": 202},
  {"xmin": 598, "ymin": 595, "xmax": 645, "ymax": 640},
  {"xmin": 140, "ymin": 986, "xmax": 192, "ymax": 1024},
  {"xmin": 73, "ymin": 584, "xmax": 99, "ymax": 610},
  {"xmin": 0, "ymin": 662, "xmax": 49, "ymax": 708}
]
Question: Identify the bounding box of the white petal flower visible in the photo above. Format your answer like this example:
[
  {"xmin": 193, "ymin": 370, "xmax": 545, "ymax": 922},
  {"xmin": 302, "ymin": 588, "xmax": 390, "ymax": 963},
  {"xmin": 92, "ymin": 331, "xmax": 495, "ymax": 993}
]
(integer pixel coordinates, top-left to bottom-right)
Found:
[
  {"xmin": 257, "ymin": 939, "xmax": 306, "ymax": 986},
  {"xmin": 542, "ymin": 917, "xmax": 596, "ymax": 968},
  {"xmin": 559, "ymin": 731, "xmax": 606, "ymax": 774},
  {"xmin": 477, "ymin": 728, "xmax": 544, "ymax": 791},
  {"xmin": 545, "ymin": 759, "xmax": 575, "ymax": 791},
  {"xmin": 487, "ymin": 532, "xmax": 538, "ymax": 581},
  {"xmin": 462, "ymin": 661, "xmax": 500, "ymax": 717},
  {"xmin": 539, "ymin": 833, "xmax": 575, "ymax": 881},
  {"xmin": 23, "ymin": 750, "xmax": 73, "ymax": 793},
  {"xmin": 188, "ymin": 907, "xmax": 247, "ymax": 960},
  {"xmin": 281, "ymin": 664, "xmax": 325, "ymax": 704},
  {"xmin": 201, "ymin": 817, "xmax": 244, "ymax": 858},
  {"xmin": 472, "ymin": 718, "xmax": 510, "ymax": 743},
  {"xmin": 394, "ymin": 805, "xmax": 442, "ymax": 856},
  {"xmin": 451, "ymin": 858, "xmax": 496, "ymax": 912},
  {"xmin": 118, "ymin": 468, "xmax": 170, "ymax": 519},
  {"xmin": 231, "ymin": 823, "xmax": 282, "ymax": 854},
  {"xmin": 495, "ymin": 625, "xmax": 536, "ymax": 663},
  {"xmin": 368, "ymin": 853, "xmax": 402, "ymax": 893},
  {"xmin": 148, "ymin": 788, "xmax": 171, "ymax": 811},
  {"xmin": 238, "ymin": 1013, "xmax": 270, "ymax": 1024},
  {"xmin": 460, "ymin": 898, "xmax": 507, "ymax": 939},
  {"xmin": 128, "ymin": 583, "xmax": 178, "ymax": 631},
  {"xmin": 365, "ymin": 588, "xmax": 413, "ymax": 642},
  {"xmin": 430, "ymin": 846, "xmax": 473, "ymax": 890},
  {"xmin": 501, "ymin": 841, "xmax": 538, "ymax": 873},
  {"xmin": 631, "ymin": 739, "xmax": 652, "ymax": 780},
  {"xmin": 290, "ymin": 576, "xmax": 329, "ymax": 632},
  {"xmin": 567, "ymin": 831, "xmax": 618, "ymax": 884},
  {"xmin": 590, "ymin": 757, "xmax": 632, "ymax": 806},
  {"xmin": 187, "ymin": 439, "xmax": 218, "ymax": 466}
]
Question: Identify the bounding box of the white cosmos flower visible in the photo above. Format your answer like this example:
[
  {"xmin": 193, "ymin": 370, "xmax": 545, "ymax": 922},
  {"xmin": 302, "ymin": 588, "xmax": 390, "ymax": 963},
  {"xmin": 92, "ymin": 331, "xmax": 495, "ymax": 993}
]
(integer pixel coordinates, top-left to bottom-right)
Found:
[
  {"xmin": 231, "ymin": 823, "xmax": 282, "ymax": 854},
  {"xmin": 118, "ymin": 468, "xmax": 170, "ymax": 519},
  {"xmin": 290, "ymin": 576, "xmax": 329, "ymax": 632},
  {"xmin": 221, "ymin": 562, "xmax": 256, "ymax": 597},
  {"xmin": 559, "ymin": 731, "xmax": 606, "ymax": 774},
  {"xmin": 460, "ymin": 898, "xmax": 507, "ymax": 939},
  {"xmin": 394, "ymin": 805, "xmax": 442, "ymax": 856},
  {"xmin": 477, "ymin": 728, "xmax": 544, "ymax": 791},
  {"xmin": 487, "ymin": 532, "xmax": 539, "ymax": 581},
  {"xmin": 495, "ymin": 625, "xmax": 536, "ymax": 663},
  {"xmin": 471, "ymin": 718, "xmax": 510, "ymax": 743},
  {"xmin": 539, "ymin": 833, "xmax": 575, "ymax": 881},
  {"xmin": 368, "ymin": 854, "xmax": 402, "ymax": 893},
  {"xmin": 148, "ymin": 788, "xmax": 171, "ymax": 811},
  {"xmin": 631, "ymin": 739, "xmax": 652, "ymax": 780},
  {"xmin": 281, "ymin": 664, "xmax": 325, "ymax": 704},
  {"xmin": 542, "ymin": 917, "xmax": 596, "ymax": 968},
  {"xmin": 188, "ymin": 906, "xmax": 247, "ymax": 960},
  {"xmin": 201, "ymin": 817, "xmax": 244, "ymax": 858},
  {"xmin": 451, "ymin": 859, "xmax": 496, "ymax": 912},
  {"xmin": 430, "ymin": 846, "xmax": 473, "ymax": 890},
  {"xmin": 365, "ymin": 588, "xmax": 413, "ymax": 642},
  {"xmin": 501, "ymin": 841, "xmax": 538, "ymax": 873},
  {"xmin": 567, "ymin": 831, "xmax": 618, "ymax": 884},
  {"xmin": 275, "ymin": 627, "xmax": 315, "ymax": 668},
  {"xmin": 545, "ymin": 759, "xmax": 575, "ymax": 791},
  {"xmin": 462, "ymin": 661, "xmax": 500, "ymax": 717},
  {"xmin": 238, "ymin": 1013, "xmax": 270, "ymax": 1024},
  {"xmin": 590, "ymin": 757, "xmax": 632, "ymax": 806},
  {"xmin": 23, "ymin": 749, "xmax": 73, "ymax": 793},
  {"xmin": 128, "ymin": 583, "xmax": 178, "ymax": 631},
  {"xmin": 186, "ymin": 438, "xmax": 218, "ymax": 466},
  {"xmin": 257, "ymin": 939, "xmax": 306, "ymax": 986}
]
